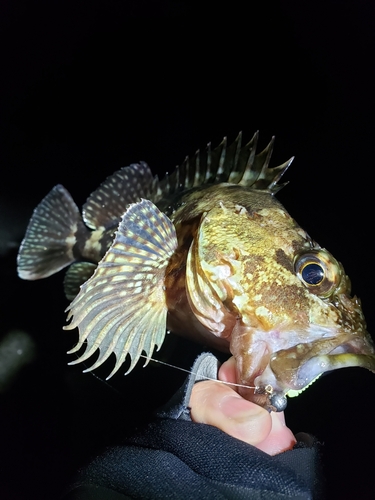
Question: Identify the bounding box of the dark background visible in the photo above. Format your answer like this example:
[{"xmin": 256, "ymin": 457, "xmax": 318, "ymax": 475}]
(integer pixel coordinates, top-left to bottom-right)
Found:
[{"xmin": 1, "ymin": 1, "xmax": 375, "ymax": 498}]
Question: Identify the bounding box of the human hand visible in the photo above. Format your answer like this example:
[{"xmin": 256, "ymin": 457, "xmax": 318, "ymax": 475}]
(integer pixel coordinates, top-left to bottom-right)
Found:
[{"xmin": 189, "ymin": 356, "xmax": 296, "ymax": 456}]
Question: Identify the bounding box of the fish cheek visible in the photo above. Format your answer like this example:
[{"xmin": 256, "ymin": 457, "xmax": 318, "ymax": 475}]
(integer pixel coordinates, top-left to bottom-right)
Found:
[
  {"xmin": 275, "ymin": 248, "xmax": 295, "ymax": 274},
  {"xmin": 239, "ymin": 250, "xmax": 311, "ymax": 326}
]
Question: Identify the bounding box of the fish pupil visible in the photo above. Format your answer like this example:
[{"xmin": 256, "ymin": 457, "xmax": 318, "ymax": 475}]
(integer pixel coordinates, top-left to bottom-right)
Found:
[{"xmin": 301, "ymin": 263, "xmax": 324, "ymax": 285}]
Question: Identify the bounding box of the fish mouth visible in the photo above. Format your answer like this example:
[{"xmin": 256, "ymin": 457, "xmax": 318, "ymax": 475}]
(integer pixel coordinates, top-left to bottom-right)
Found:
[
  {"xmin": 256, "ymin": 332, "xmax": 375, "ymax": 399},
  {"xmin": 291, "ymin": 345, "xmax": 375, "ymax": 392}
]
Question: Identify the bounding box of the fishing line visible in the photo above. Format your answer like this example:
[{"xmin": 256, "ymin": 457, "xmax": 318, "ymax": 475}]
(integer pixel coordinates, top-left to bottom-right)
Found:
[
  {"xmin": 71, "ymin": 349, "xmax": 256, "ymax": 391},
  {"xmin": 86, "ymin": 369, "xmax": 124, "ymax": 396},
  {"xmin": 139, "ymin": 354, "xmax": 257, "ymax": 390},
  {"xmin": 69, "ymin": 352, "xmax": 125, "ymax": 396}
]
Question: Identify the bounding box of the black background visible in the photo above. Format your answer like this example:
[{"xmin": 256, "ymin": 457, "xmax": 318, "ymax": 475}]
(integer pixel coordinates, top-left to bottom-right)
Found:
[{"xmin": 1, "ymin": 1, "xmax": 375, "ymax": 498}]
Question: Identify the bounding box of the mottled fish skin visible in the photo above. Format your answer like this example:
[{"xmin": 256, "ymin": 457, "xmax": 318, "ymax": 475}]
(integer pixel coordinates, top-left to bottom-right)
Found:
[{"xmin": 17, "ymin": 132, "xmax": 375, "ymax": 411}]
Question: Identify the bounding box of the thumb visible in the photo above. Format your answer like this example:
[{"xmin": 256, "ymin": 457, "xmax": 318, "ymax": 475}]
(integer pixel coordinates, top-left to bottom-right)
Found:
[{"xmin": 190, "ymin": 379, "xmax": 273, "ymax": 446}]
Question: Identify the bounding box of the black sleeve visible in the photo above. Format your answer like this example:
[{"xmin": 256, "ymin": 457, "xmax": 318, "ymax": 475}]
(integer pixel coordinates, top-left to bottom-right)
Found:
[{"xmin": 63, "ymin": 354, "xmax": 323, "ymax": 500}]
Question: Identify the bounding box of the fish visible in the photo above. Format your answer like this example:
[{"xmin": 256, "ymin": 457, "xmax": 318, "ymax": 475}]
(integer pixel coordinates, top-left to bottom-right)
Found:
[{"xmin": 17, "ymin": 132, "xmax": 375, "ymax": 411}]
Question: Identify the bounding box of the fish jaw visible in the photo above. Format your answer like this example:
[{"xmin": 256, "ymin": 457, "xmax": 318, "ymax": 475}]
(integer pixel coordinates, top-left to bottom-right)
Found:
[{"xmin": 231, "ymin": 323, "xmax": 375, "ymax": 411}]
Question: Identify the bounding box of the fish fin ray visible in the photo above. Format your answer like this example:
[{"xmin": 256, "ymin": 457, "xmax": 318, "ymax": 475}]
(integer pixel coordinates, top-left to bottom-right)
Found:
[
  {"xmin": 63, "ymin": 262, "xmax": 97, "ymax": 300},
  {"xmin": 83, "ymin": 162, "xmax": 159, "ymax": 230},
  {"xmin": 156, "ymin": 132, "xmax": 291, "ymax": 201},
  {"xmin": 65, "ymin": 199, "xmax": 177, "ymax": 376},
  {"xmin": 17, "ymin": 185, "xmax": 87, "ymax": 280}
]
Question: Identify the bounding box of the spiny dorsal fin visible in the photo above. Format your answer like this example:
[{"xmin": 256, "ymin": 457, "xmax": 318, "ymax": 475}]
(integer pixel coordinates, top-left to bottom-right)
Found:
[{"xmin": 157, "ymin": 132, "xmax": 293, "ymax": 199}]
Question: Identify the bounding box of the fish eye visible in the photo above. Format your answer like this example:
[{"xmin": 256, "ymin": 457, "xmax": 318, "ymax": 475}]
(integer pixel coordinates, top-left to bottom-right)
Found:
[
  {"xmin": 295, "ymin": 250, "xmax": 341, "ymax": 298},
  {"xmin": 301, "ymin": 263, "xmax": 324, "ymax": 285}
]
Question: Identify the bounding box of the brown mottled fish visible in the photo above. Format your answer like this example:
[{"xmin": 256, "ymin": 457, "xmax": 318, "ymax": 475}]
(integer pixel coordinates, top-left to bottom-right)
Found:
[{"xmin": 17, "ymin": 132, "xmax": 375, "ymax": 411}]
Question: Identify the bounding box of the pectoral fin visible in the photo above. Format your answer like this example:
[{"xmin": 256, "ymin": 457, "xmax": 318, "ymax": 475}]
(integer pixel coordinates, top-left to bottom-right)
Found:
[{"xmin": 64, "ymin": 199, "xmax": 178, "ymax": 378}]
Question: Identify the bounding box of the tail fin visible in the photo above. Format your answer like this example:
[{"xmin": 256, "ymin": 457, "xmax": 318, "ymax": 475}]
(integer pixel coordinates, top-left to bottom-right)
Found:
[{"xmin": 17, "ymin": 185, "xmax": 87, "ymax": 280}]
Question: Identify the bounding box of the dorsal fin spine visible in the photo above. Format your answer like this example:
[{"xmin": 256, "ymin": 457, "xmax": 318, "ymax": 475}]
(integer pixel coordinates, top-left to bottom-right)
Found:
[{"xmin": 158, "ymin": 131, "xmax": 292, "ymax": 198}]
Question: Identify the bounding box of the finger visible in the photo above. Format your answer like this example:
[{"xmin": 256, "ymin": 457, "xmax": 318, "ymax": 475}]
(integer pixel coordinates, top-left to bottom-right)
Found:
[
  {"xmin": 218, "ymin": 356, "xmax": 297, "ymax": 454},
  {"xmin": 190, "ymin": 379, "xmax": 273, "ymax": 446},
  {"xmin": 190, "ymin": 355, "xmax": 297, "ymax": 454},
  {"xmin": 255, "ymin": 411, "xmax": 297, "ymax": 455},
  {"xmin": 217, "ymin": 356, "xmax": 237, "ymax": 386}
]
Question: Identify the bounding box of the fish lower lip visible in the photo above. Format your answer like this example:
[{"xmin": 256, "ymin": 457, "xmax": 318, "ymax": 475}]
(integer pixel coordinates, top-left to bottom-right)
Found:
[
  {"xmin": 296, "ymin": 352, "xmax": 375, "ymax": 390},
  {"xmin": 267, "ymin": 333, "xmax": 375, "ymax": 392}
]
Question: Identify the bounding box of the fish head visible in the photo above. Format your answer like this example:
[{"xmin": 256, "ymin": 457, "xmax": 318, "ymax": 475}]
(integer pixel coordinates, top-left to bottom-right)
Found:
[{"xmin": 186, "ymin": 191, "xmax": 375, "ymax": 410}]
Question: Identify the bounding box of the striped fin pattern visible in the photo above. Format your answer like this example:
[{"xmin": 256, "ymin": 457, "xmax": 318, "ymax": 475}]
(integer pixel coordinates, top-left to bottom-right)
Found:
[
  {"xmin": 64, "ymin": 199, "xmax": 178, "ymax": 378},
  {"xmin": 83, "ymin": 162, "xmax": 159, "ymax": 230},
  {"xmin": 17, "ymin": 185, "xmax": 86, "ymax": 279},
  {"xmin": 63, "ymin": 262, "xmax": 97, "ymax": 300},
  {"xmin": 156, "ymin": 132, "xmax": 293, "ymax": 201}
]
